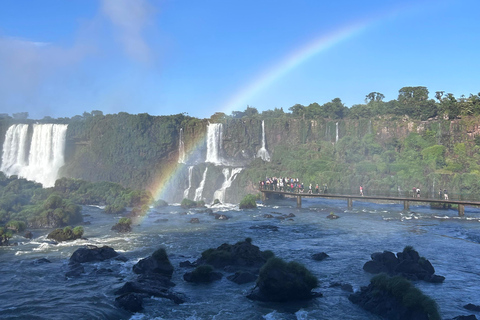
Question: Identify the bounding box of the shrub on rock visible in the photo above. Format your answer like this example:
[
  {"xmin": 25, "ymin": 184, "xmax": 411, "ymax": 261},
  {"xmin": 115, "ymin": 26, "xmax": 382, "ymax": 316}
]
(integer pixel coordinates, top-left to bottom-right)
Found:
[
  {"xmin": 239, "ymin": 194, "xmax": 257, "ymax": 209},
  {"xmin": 247, "ymin": 257, "xmax": 318, "ymax": 302},
  {"xmin": 47, "ymin": 226, "xmax": 84, "ymax": 242},
  {"xmin": 111, "ymin": 218, "xmax": 132, "ymax": 233},
  {"xmin": 349, "ymin": 273, "xmax": 440, "ymax": 320},
  {"xmin": 183, "ymin": 265, "xmax": 222, "ymax": 283}
]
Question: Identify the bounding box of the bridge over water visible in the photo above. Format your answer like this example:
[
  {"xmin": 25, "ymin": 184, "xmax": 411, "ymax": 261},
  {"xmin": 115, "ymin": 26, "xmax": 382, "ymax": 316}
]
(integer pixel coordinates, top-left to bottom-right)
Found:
[{"xmin": 260, "ymin": 189, "xmax": 480, "ymax": 216}]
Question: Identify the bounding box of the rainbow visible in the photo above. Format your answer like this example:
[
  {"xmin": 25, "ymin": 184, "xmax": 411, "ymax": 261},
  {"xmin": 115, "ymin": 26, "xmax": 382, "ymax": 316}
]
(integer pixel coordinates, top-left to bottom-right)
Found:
[{"xmin": 149, "ymin": 3, "xmax": 417, "ymax": 203}]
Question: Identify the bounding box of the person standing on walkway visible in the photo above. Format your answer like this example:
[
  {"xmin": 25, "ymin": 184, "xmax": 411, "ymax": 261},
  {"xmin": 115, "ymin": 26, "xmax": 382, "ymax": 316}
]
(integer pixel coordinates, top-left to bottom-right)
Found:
[
  {"xmin": 360, "ymin": 186, "xmax": 363, "ymax": 196},
  {"xmin": 444, "ymin": 189, "xmax": 448, "ymax": 200}
]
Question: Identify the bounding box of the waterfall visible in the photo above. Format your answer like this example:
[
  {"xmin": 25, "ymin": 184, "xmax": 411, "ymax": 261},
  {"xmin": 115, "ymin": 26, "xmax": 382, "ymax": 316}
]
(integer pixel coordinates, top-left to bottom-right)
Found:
[
  {"xmin": 213, "ymin": 168, "xmax": 242, "ymax": 203},
  {"xmin": 178, "ymin": 128, "xmax": 185, "ymax": 164},
  {"xmin": 256, "ymin": 120, "xmax": 270, "ymax": 162},
  {"xmin": 194, "ymin": 167, "xmax": 208, "ymax": 201},
  {"xmin": 206, "ymin": 123, "xmax": 223, "ymax": 165},
  {"xmin": 1, "ymin": 123, "xmax": 68, "ymax": 187},
  {"xmin": 335, "ymin": 122, "xmax": 339, "ymax": 143},
  {"xmin": 183, "ymin": 166, "xmax": 193, "ymax": 199}
]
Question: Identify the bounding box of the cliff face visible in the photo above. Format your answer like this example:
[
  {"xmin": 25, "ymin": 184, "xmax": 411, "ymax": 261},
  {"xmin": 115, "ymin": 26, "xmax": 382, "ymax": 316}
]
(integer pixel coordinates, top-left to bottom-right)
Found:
[{"xmin": 2, "ymin": 113, "xmax": 479, "ymax": 203}]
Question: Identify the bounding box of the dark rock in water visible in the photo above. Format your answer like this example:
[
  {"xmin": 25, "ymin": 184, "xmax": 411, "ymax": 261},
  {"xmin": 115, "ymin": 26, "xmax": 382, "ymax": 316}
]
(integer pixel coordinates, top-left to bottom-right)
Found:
[
  {"xmin": 447, "ymin": 315, "xmax": 478, "ymax": 320},
  {"xmin": 115, "ymin": 273, "xmax": 184, "ymax": 305},
  {"xmin": 214, "ymin": 214, "xmax": 228, "ymax": 220},
  {"xmin": 82, "ymin": 221, "xmax": 92, "ymax": 225},
  {"xmin": 464, "ymin": 303, "xmax": 480, "ymax": 312},
  {"xmin": 183, "ymin": 265, "xmax": 222, "ymax": 283},
  {"xmin": 311, "ymin": 252, "xmax": 329, "ymax": 261},
  {"xmin": 246, "ymin": 257, "xmax": 319, "ymax": 302},
  {"xmin": 362, "ymin": 247, "xmax": 445, "ymax": 283},
  {"xmin": 154, "ymin": 218, "xmax": 169, "ymax": 223},
  {"xmin": 133, "ymin": 247, "xmax": 174, "ymax": 278},
  {"xmin": 24, "ymin": 231, "xmax": 33, "ymax": 239},
  {"xmin": 227, "ymin": 271, "xmax": 257, "ymax": 284},
  {"xmin": 179, "ymin": 260, "xmax": 196, "ymax": 268},
  {"xmin": 92, "ymin": 268, "xmax": 114, "ymax": 275},
  {"xmin": 65, "ymin": 262, "xmax": 85, "ymax": 277},
  {"xmin": 33, "ymin": 258, "xmax": 51, "ymax": 265},
  {"xmin": 263, "ymin": 214, "xmax": 274, "ymax": 218},
  {"xmin": 115, "ymin": 292, "xmax": 144, "ymax": 312},
  {"xmin": 48, "ymin": 227, "xmax": 83, "ymax": 242},
  {"xmin": 286, "ymin": 213, "xmax": 296, "ymax": 218},
  {"xmin": 190, "ymin": 218, "xmax": 200, "ymax": 224},
  {"xmin": 249, "ymin": 225, "xmax": 278, "ymax": 231},
  {"xmin": 115, "ymin": 255, "xmax": 129, "ymax": 262},
  {"xmin": 70, "ymin": 245, "xmax": 119, "ymax": 264},
  {"xmin": 326, "ymin": 213, "xmax": 339, "ymax": 219},
  {"xmin": 196, "ymin": 239, "xmax": 271, "ymax": 271}
]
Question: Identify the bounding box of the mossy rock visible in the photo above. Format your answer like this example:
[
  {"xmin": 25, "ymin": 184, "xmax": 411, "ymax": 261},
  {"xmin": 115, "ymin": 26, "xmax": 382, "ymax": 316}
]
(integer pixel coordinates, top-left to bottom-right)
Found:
[
  {"xmin": 47, "ymin": 226, "xmax": 84, "ymax": 242},
  {"xmin": 239, "ymin": 194, "xmax": 257, "ymax": 209}
]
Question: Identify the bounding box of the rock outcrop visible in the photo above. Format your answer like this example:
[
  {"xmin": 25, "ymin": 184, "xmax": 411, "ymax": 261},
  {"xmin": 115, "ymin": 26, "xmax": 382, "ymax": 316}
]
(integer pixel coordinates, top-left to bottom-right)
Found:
[{"xmin": 362, "ymin": 246, "xmax": 445, "ymax": 283}]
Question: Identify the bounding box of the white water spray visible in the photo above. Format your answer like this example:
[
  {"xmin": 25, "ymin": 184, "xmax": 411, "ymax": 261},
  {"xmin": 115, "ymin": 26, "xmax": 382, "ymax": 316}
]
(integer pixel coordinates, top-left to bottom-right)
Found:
[
  {"xmin": 213, "ymin": 168, "xmax": 243, "ymax": 203},
  {"xmin": 183, "ymin": 166, "xmax": 194, "ymax": 199},
  {"xmin": 206, "ymin": 123, "xmax": 223, "ymax": 165},
  {"xmin": 256, "ymin": 120, "xmax": 270, "ymax": 161},
  {"xmin": 178, "ymin": 128, "xmax": 186, "ymax": 164},
  {"xmin": 1, "ymin": 124, "xmax": 68, "ymax": 187},
  {"xmin": 194, "ymin": 167, "xmax": 208, "ymax": 201}
]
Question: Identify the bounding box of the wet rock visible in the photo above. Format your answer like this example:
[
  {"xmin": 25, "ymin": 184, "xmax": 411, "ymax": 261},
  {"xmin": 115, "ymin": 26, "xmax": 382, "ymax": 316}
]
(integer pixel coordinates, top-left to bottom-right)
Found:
[
  {"xmin": 179, "ymin": 260, "xmax": 196, "ymax": 268},
  {"xmin": 154, "ymin": 218, "xmax": 169, "ymax": 223},
  {"xmin": 133, "ymin": 247, "xmax": 174, "ymax": 278},
  {"xmin": 326, "ymin": 213, "xmax": 339, "ymax": 219},
  {"xmin": 446, "ymin": 315, "xmax": 477, "ymax": 320},
  {"xmin": 24, "ymin": 231, "xmax": 33, "ymax": 239},
  {"xmin": 329, "ymin": 282, "xmax": 353, "ymax": 292},
  {"xmin": 214, "ymin": 214, "xmax": 228, "ymax": 220},
  {"xmin": 286, "ymin": 213, "xmax": 296, "ymax": 218},
  {"xmin": 227, "ymin": 271, "xmax": 257, "ymax": 284},
  {"xmin": 249, "ymin": 225, "xmax": 278, "ymax": 231},
  {"xmin": 33, "ymin": 258, "xmax": 51, "ymax": 265},
  {"xmin": 190, "ymin": 218, "xmax": 200, "ymax": 223},
  {"xmin": 70, "ymin": 245, "xmax": 119, "ymax": 264},
  {"xmin": 263, "ymin": 214, "xmax": 274, "ymax": 218},
  {"xmin": 115, "ymin": 292, "xmax": 144, "ymax": 312},
  {"xmin": 311, "ymin": 252, "xmax": 329, "ymax": 261},
  {"xmin": 362, "ymin": 247, "xmax": 444, "ymax": 283},
  {"xmin": 464, "ymin": 303, "xmax": 480, "ymax": 312}
]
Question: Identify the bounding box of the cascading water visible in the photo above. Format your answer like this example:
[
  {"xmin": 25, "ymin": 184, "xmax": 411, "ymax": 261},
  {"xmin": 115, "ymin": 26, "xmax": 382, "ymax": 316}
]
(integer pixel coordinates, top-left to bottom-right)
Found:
[
  {"xmin": 256, "ymin": 120, "xmax": 270, "ymax": 162},
  {"xmin": 194, "ymin": 167, "xmax": 208, "ymax": 201},
  {"xmin": 178, "ymin": 128, "xmax": 185, "ymax": 164},
  {"xmin": 1, "ymin": 123, "xmax": 68, "ymax": 187},
  {"xmin": 213, "ymin": 168, "xmax": 243, "ymax": 203},
  {"xmin": 183, "ymin": 166, "xmax": 194, "ymax": 199},
  {"xmin": 335, "ymin": 122, "xmax": 339, "ymax": 143},
  {"xmin": 206, "ymin": 123, "xmax": 223, "ymax": 165}
]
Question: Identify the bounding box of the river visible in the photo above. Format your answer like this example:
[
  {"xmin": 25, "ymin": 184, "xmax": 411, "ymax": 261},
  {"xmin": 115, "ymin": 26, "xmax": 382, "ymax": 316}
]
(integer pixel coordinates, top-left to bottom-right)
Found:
[{"xmin": 1, "ymin": 197, "xmax": 480, "ymax": 319}]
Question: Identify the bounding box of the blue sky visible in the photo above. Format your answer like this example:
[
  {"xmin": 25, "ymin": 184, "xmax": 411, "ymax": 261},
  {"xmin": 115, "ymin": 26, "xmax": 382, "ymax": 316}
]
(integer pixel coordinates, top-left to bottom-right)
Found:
[{"xmin": 0, "ymin": 0, "xmax": 479, "ymax": 120}]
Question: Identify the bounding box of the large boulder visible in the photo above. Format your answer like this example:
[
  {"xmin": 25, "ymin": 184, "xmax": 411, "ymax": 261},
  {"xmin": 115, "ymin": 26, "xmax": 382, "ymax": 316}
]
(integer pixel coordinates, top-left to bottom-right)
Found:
[
  {"xmin": 196, "ymin": 238, "xmax": 273, "ymax": 272},
  {"xmin": 70, "ymin": 245, "xmax": 119, "ymax": 264},
  {"xmin": 246, "ymin": 257, "xmax": 319, "ymax": 302},
  {"xmin": 363, "ymin": 246, "xmax": 444, "ymax": 283},
  {"xmin": 115, "ymin": 273, "xmax": 183, "ymax": 304},
  {"xmin": 115, "ymin": 293, "xmax": 144, "ymax": 312},
  {"xmin": 133, "ymin": 247, "xmax": 174, "ymax": 278}
]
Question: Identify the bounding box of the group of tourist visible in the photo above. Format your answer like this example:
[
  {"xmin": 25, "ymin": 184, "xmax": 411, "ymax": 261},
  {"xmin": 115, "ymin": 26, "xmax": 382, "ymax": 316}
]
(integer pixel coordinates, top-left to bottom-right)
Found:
[
  {"xmin": 412, "ymin": 187, "xmax": 449, "ymax": 200},
  {"xmin": 259, "ymin": 177, "xmax": 328, "ymax": 194}
]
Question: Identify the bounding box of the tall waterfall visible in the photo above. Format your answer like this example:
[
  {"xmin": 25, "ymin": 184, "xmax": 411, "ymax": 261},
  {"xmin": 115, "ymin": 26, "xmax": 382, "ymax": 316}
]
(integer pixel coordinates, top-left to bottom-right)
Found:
[
  {"xmin": 183, "ymin": 166, "xmax": 193, "ymax": 199},
  {"xmin": 194, "ymin": 167, "xmax": 208, "ymax": 201},
  {"xmin": 178, "ymin": 128, "xmax": 186, "ymax": 164},
  {"xmin": 335, "ymin": 122, "xmax": 339, "ymax": 143},
  {"xmin": 1, "ymin": 123, "xmax": 68, "ymax": 187},
  {"xmin": 206, "ymin": 123, "xmax": 223, "ymax": 165},
  {"xmin": 213, "ymin": 168, "xmax": 242, "ymax": 203},
  {"xmin": 256, "ymin": 120, "xmax": 270, "ymax": 162}
]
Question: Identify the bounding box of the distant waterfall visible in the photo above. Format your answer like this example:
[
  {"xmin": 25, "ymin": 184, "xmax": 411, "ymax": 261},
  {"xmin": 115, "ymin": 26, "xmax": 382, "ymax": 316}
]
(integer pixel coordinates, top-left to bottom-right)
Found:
[
  {"xmin": 213, "ymin": 168, "xmax": 242, "ymax": 203},
  {"xmin": 335, "ymin": 122, "xmax": 339, "ymax": 143},
  {"xmin": 206, "ymin": 123, "xmax": 223, "ymax": 165},
  {"xmin": 194, "ymin": 167, "xmax": 208, "ymax": 201},
  {"xmin": 183, "ymin": 166, "xmax": 193, "ymax": 199},
  {"xmin": 256, "ymin": 120, "xmax": 270, "ymax": 162},
  {"xmin": 1, "ymin": 123, "xmax": 68, "ymax": 187},
  {"xmin": 178, "ymin": 128, "xmax": 186, "ymax": 164}
]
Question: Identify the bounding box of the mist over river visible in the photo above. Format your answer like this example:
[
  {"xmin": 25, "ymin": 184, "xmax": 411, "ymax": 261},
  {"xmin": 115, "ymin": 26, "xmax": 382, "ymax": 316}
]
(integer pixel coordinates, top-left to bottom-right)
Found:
[{"xmin": 1, "ymin": 198, "xmax": 480, "ymax": 320}]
